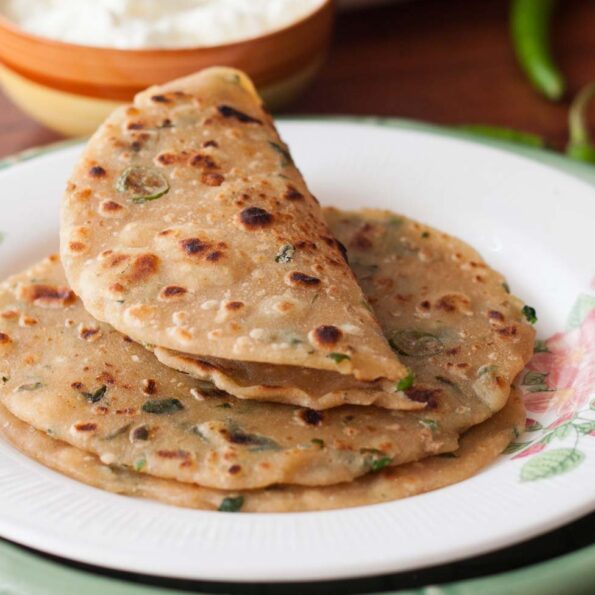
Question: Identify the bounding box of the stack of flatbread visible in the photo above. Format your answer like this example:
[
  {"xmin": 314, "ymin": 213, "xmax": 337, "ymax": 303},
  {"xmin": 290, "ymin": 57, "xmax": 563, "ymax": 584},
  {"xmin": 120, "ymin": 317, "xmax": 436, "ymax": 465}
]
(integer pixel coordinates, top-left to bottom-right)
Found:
[{"xmin": 0, "ymin": 68, "xmax": 535, "ymax": 512}]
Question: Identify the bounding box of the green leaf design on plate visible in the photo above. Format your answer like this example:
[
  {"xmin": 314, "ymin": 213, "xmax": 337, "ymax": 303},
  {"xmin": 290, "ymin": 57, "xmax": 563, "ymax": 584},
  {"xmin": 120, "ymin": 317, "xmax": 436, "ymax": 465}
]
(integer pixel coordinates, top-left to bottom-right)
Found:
[
  {"xmin": 566, "ymin": 294, "xmax": 595, "ymax": 330},
  {"xmin": 504, "ymin": 441, "xmax": 532, "ymax": 454},
  {"xmin": 520, "ymin": 448, "xmax": 585, "ymax": 482},
  {"xmin": 522, "ymin": 371, "xmax": 548, "ymax": 386},
  {"xmin": 575, "ymin": 421, "xmax": 595, "ymax": 435},
  {"xmin": 553, "ymin": 424, "xmax": 573, "ymax": 440},
  {"xmin": 525, "ymin": 419, "xmax": 543, "ymax": 432}
]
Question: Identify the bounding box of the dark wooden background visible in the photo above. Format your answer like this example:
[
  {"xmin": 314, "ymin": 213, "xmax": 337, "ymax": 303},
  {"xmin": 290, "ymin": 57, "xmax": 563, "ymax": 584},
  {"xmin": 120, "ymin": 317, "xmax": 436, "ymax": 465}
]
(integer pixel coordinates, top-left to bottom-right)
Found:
[{"xmin": 1, "ymin": 0, "xmax": 594, "ymax": 158}]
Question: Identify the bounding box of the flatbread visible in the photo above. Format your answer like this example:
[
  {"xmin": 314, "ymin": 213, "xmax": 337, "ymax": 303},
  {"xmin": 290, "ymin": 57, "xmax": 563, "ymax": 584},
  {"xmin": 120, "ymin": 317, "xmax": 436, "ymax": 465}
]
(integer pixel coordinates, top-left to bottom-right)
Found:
[
  {"xmin": 0, "ymin": 391, "xmax": 525, "ymax": 512},
  {"xmin": 159, "ymin": 208, "xmax": 536, "ymax": 416},
  {"xmin": 60, "ymin": 67, "xmax": 409, "ymax": 411},
  {"xmin": 0, "ymin": 257, "xmax": 461, "ymax": 491}
]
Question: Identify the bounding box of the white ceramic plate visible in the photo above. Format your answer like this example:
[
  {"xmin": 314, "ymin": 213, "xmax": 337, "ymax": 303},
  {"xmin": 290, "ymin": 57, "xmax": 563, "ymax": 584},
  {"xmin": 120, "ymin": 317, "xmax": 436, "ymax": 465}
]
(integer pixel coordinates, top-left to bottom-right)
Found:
[{"xmin": 0, "ymin": 121, "xmax": 594, "ymax": 582}]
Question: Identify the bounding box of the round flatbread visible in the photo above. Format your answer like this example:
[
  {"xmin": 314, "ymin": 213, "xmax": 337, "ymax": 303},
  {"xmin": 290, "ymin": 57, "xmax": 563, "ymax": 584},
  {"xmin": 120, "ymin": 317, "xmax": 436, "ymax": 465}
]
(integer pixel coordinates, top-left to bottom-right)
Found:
[
  {"xmin": 0, "ymin": 391, "xmax": 525, "ymax": 512},
  {"xmin": 60, "ymin": 67, "xmax": 408, "ymax": 408},
  {"xmin": 0, "ymin": 257, "xmax": 459, "ymax": 491}
]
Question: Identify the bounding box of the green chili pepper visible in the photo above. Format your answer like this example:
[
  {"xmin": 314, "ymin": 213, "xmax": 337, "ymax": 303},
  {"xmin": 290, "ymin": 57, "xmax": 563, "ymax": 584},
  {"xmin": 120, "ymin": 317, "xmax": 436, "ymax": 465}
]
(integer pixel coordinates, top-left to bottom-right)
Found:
[
  {"xmin": 510, "ymin": 0, "xmax": 565, "ymax": 101},
  {"xmin": 458, "ymin": 125, "xmax": 546, "ymax": 148},
  {"xmin": 567, "ymin": 82, "xmax": 595, "ymax": 163}
]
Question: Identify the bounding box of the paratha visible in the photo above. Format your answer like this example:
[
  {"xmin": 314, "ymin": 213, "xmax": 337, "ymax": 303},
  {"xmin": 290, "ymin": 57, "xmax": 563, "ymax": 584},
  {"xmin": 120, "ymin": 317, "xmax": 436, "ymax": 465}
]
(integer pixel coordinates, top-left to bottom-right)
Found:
[
  {"xmin": 60, "ymin": 67, "xmax": 410, "ymax": 410},
  {"xmin": 0, "ymin": 391, "xmax": 525, "ymax": 512},
  {"xmin": 157, "ymin": 208, "xmax": 536, "ymax": 417},
  {"xmin": 0, "ymin": 257, "xmax": 460, "ymax": 491}
]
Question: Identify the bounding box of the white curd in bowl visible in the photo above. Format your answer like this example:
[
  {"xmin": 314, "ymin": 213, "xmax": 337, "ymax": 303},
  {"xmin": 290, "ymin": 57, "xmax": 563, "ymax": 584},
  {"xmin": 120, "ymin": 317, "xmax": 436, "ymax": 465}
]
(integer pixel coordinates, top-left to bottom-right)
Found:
[{"xmin": 0, "ymin": 0, "xmax": 326, "ymax": 49}]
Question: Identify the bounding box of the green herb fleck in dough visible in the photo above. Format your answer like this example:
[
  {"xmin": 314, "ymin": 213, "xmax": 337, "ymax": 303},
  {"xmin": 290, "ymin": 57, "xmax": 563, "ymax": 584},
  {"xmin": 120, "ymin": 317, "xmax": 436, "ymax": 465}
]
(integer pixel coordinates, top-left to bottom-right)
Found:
[
  {"xmin": 311, "ymin": 438, "xmax": 325, "ymax": 448},
  {"xmin": 419, "ymin": 418, "xmax": 438, "ymax": 431},
  {"xmin": 82, "ymin": 384, "xmax": 107, "ymax": 403},
  {"xmin": 328, "ymin": 352, "xmax": 351, "ymax": 364},
  {"xmin": 1, "ymin": 376, "xmax": 8, "ymax": 384},
  {"xmin": 502, "ymin": 281, "xmax": 511, "ymax": 294},
  {"xmin": 269, "ymin": 142, "xmax": 293, "ymax": 167},
  {"xmin": 534, "ymin": 340, "xmax": 549, "ymax": 353},
  {"xmin": 396, "ymin": 370, "xmax": 414, "ymax": 392},
  {"xmin": 421, "ymin": 231, "xmax": 430, "ymax": 238},
  {"xmin": 522, "ymin": 305, "xmax": 538, "ymax": 324},
  {"xmin": 16, "ymin": 382, "xmax": 43, "ymax": 392},
  {"xmin": 142, "ymin": 398, "xmax": 184, "ymax": 414},
  {"xmin": 216, "ymin": 403, "xmax": 232, "ymax": 409},
  {"xmin": 275, "ymin": 244, "xmax": 295, "ymax": 264},
  {"xmin": 438, "ymin": 452, "xmax": 458, "ymax": 459},
  {"xmin": 218, "ymin": 496, "xmax": 244, "ymax": 512},
  {"xmin": 116, "ymin": 166, "xmax": 170, "ymax": 204},
  {"xmin": 370, "ymin": 456, "xmax": 393, "ymax": 472},
  {"xmin": 134, "ymin": 458, "xmax": 147, "ymax": 472},
  {"xmin": 389, "ymin": 329, "xmax": 444, "ymax": 357}
]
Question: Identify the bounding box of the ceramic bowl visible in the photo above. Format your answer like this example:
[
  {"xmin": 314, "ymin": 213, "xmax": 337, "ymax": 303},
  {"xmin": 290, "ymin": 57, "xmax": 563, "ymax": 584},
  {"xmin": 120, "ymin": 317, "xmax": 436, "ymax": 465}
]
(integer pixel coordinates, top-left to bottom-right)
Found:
[{"xmin": 0, "ymin": 0, "xmax": 333, "ymax": 136}]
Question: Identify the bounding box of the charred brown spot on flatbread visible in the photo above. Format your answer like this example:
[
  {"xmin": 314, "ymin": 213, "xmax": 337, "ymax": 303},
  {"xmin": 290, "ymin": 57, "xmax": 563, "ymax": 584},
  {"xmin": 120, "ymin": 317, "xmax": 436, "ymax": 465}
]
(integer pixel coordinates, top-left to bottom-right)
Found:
[
  {"xmin": 97, "ymin": 372, "xmax": 115, "ymax": 385},
  {"xmin": 73, "ymin": 422, "xmax": 97, "ymax": 432},
  {"xmin": 202, "ymin": 140, "xmax": 218, "ymax": 148},
  {"xmin": 0, "ymin": 332, "xmax": 13, "ymax": 353},
  {"xmin": 350, "ymin": 224, "xmax": 374, "ymax": 251},
  {"xmin": 78, "ymin": 324, "xmax": 102, "ymax": 342},
  {"xmin": 142, "ymin": 379, "xmax": 157, "ymax": 395},
  {"xmin": 190, "ymin": 153, "xmax": 219, "ymax": 170},
  {"xmin": 159, "ymin": 285, "xmax": 187, "ymax": 300},
  {"xmin": 285, "ymin": 185, "xmax": 304, "ymax": 201},
  {"xmin": 217, "ymin": 105, "xmax": 262, "ymax": 125},
  {"xmin": 99, "ymin": 200, "xmax": 125, "ymax": 216},
  {"xmin": 206, "ymin": 251, "xmax": 224, "ymax": 262},
  {"xmin": 180, "ymin": 238, "xmax": 211, "ymax": 256},
  {"xmin": 312, "ymin": 325, "xmax": 343, "ymax": 347},
  {"xmin": 202, "ymin": 173, "xmax": 225, "ymax": 186},
  {"xmin": 88, "ymin": 166, "xmax": 106, "ymax": 178},
  {"xmin": 18, "ymin": 284, "xmax": 76, "ymax": 309},
  {"xmin": 238, "ymin": 207, "xmax": 273, "ymax": 230},
  {"xmin": 68, "ymin": 241, "xmax": 87, "ymax": 254},
  {"xmin": 126, "ymin": 254, "xmax": 160, "ymax": 284},
  {"xmin": 225, "ymin": 301, "xmax": 244, "ymax": 311},
  {"xmin": 298, "ymin": 409, "xmax": 324, "ymax": 426},
  {"xmin": 286, "ymin": 271, "xmax": 321, "ymax": 288},
  {"xmin": 156, "ymin": 153, "xmax": 178, "ymax": 166},
  {"xmin": 102, "ymin": 253, "xmax": 129, "ymax": 269},
  {"xmin": 488, "ymin": 310, "xmax": 505, "ymax": 325},
  {"xmin": 151, "ymin": 94, "xmax": 171, "ymax": 103},
  {"xmin": 405, "ymin": 387, "xmax": 441, "ymax": 409},
  {"xmin": 435, "ymin": 293, "xmax": 473, "ymax": 315},
  {"xmin": 130, "ymin": 424, "xmax": 150, "ymax": 442},
  {"xmin": 496, "ymin": 325, "xmax": 518, "ymax": 339}
]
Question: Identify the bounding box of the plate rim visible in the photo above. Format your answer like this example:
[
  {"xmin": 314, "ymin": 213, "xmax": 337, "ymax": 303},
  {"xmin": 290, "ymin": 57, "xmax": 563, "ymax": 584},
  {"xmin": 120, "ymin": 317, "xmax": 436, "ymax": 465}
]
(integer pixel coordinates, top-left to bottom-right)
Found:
[{"xmin": 0, "ymin": 118, "xmax": 594, "ymax": 583}]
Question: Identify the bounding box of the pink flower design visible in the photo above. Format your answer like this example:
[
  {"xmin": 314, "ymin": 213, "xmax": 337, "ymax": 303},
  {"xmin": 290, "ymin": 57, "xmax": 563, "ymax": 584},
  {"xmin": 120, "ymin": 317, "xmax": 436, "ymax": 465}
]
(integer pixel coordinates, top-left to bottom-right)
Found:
[
  {"xmin": 512, "ymin": 442, "xmax": 545, "ymax": 460},
  {"xmin": 522, "ymin": 310, "xmax": 595, "ymax": 417}
]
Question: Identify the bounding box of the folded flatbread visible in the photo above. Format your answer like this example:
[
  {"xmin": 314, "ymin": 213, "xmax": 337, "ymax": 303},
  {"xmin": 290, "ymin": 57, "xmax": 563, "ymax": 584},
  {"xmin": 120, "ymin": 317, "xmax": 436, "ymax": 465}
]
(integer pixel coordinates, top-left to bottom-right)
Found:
[
  {"xmin": 0, "ymin": 210, "xmax": 533, "ymax": 491},
  {"xmin": 61, "ymin": 67, "xmax": 410, "ymax": 409},
  {"xmin": 158, "ymin": 208, "xmax": 536, "ymax": 417},
  {"xmin": 0, "ymin": 391, "xmax": 525, "ymax": 512}
]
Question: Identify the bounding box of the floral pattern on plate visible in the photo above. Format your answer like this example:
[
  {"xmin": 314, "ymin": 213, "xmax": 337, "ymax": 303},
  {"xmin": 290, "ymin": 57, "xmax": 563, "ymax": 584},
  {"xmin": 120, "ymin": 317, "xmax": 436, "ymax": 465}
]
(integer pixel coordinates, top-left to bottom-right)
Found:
[{"xmin": 508, "ymin": 295, "xmax": 595, "ymax": 481}]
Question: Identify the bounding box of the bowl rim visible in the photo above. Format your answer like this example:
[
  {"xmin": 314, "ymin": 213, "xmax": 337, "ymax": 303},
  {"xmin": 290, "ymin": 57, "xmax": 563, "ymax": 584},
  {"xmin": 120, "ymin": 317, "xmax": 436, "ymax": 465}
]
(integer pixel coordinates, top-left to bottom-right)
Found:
[{"xmin": 0, "ymin": 0, "xmax": 332, "ymax": 55}]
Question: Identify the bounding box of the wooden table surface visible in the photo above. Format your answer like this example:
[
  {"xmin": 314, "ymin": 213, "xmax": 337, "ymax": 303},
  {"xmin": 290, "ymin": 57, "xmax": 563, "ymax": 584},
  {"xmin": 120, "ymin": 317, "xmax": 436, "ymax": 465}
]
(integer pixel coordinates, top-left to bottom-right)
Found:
[{"xmin": 0, "ymin": 0, "xmax": 593, "ymax": 159}]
